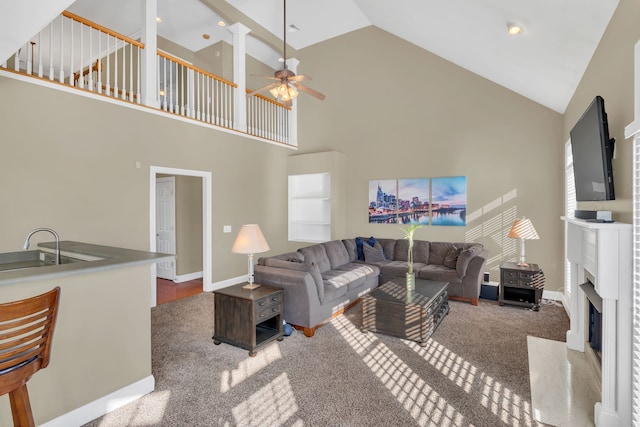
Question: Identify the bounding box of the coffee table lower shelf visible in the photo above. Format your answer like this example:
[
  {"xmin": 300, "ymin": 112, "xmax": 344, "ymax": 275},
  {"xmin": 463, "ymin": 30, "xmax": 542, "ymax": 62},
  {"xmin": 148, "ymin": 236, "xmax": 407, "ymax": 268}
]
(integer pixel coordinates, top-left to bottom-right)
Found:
[{"xmin": 361, "ymin": 278, "xmax": 449, "ymax": 346}]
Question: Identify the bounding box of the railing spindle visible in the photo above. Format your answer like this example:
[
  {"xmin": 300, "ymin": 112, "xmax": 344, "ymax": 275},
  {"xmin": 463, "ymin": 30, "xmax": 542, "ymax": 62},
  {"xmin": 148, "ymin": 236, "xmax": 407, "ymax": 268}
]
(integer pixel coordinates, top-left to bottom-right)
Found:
[
  {"xmin": 37, "ymin": 33, "xmax": 43, "ymax": 78},
  {"xmin": 120, "ymin": 43, "xmax": 126, "ymax": 100},
  {"xmin": 97, "ymin": 32, "xmax": 102, "ymax": 94},
  {"xmin": 78, "ymin": 22, "xmax": 83, "ymax": 89},
  {"xmin": 129, "ymin": 42, "xmax": 133, "ymax": 101}
]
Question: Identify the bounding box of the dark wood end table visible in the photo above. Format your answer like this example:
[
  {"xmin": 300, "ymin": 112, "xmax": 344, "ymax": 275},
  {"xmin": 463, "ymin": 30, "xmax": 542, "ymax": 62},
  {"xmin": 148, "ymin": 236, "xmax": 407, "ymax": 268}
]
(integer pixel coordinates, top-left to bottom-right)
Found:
[
  {"xmin": 361, "ymin": 278, "xmax": 449, "ymax": 346},
  {"xmin": 212, "ymin": 283, "xmax": 284, "ymax": 357}
]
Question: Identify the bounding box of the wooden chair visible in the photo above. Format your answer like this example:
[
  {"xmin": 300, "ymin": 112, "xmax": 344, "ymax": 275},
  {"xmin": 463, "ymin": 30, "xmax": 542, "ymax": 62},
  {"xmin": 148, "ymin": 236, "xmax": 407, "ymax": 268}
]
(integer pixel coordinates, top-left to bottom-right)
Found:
[{"xmin": 0, "ymin": 287, "xmax": 60, "ymax": 427}]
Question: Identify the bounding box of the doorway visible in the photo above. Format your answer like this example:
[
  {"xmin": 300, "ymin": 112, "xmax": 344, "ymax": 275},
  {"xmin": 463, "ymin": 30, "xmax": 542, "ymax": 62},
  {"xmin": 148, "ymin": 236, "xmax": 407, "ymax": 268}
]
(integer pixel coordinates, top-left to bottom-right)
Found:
[{"xmin": 150, "ymin": 166, "xmax": 212, "ymax": 307}]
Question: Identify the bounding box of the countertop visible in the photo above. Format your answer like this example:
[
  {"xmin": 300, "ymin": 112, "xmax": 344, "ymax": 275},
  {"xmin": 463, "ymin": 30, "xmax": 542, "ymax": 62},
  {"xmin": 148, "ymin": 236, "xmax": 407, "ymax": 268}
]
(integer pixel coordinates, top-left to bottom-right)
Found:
[{"xmin": 0, "ymin": 241, "xmax": 174, "ymax": 286}]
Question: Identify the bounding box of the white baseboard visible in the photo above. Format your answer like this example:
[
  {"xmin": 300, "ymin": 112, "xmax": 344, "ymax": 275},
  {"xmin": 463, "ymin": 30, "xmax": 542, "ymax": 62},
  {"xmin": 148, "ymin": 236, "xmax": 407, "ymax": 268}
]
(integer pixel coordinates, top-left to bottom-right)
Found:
[
  {"xmin": 205, "ymin": 275, "xmax": 247, "ymax": 292},
  {"xmin": 174, "ymin": 271, "xmax": 203, "ymax": 283},
  {"xmin": 40, "ymin": 375, "xmax": 155, "ymax": 427},
  {"xmin": 542, "ymin": 289, "xmax": 563, "ymax": 301}
]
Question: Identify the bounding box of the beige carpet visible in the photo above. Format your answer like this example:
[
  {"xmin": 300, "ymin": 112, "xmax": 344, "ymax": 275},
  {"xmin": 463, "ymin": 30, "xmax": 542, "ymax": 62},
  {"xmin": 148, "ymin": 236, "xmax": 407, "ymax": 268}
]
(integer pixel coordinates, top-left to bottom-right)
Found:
[{"xmin": 83, "ymin": 293, "xmax": 569, "ymax": 427}]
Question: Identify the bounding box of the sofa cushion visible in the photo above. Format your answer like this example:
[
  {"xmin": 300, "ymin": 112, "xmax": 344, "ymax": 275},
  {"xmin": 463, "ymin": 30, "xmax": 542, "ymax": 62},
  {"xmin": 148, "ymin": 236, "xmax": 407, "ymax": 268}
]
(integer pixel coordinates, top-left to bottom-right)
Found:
[
  {"xmin": 342, "ymin": 239, "xmax": 358, "ymax": 262},
  {"xmin": 322, "ymin": 270, "xmax": 365, "ymax": 293},
  {"xmin": 322, "ymin": 240, "xmax": 351, "ymax": 269},
  {"xmin": 375, "ymin": 238, "xmax": 397, "ymax": 260},
  {"xmin": 380, "ymin": 260, "xmax": 427, "ymax": 277},
  {"xmin": 443, "ymin": 246, "xmax": 462, "ymax": 269},
  {"xmin": 457, "ymin": 244, "xmax": 483, "ymax": 276},
  {"xmin": 429, "ymin": 242, "xmax": 454, "ymax": 265},
  {"xmin": 299, "ymin": 245, "xmax": 331, "ymax": 273},
  {"xmin": 321, "ymin": 280, "xmax": 348, "ymax": 304},
  {"xmin": 393, "ymin": 239, "xmax": 409, "ymax": 261},
  {"xmin": 363, "ymin": 243, "xmax": 386, "ymax": 262},
  {"xmin": 418, "ymin": 265, "xmax": 462, "ymax": 284}
]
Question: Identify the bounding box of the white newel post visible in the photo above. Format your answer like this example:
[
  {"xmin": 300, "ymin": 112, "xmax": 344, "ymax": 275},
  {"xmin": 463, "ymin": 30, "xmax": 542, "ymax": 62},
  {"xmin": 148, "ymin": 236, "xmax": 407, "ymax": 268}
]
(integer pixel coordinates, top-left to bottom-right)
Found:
[
  {"xmin": 562, "ymin": 217, "xmax": 632, "ymax": 427},
  {"xmin": 140, "ymin": 0, "xmax": 158, "ymax": 108},
  {"xmin": 287, "ymin": 58, "xmax": 299, "ymax": 147},
  {"xmin": 229, "ymin": 23, "xmax": 250, "ymax": 133}
]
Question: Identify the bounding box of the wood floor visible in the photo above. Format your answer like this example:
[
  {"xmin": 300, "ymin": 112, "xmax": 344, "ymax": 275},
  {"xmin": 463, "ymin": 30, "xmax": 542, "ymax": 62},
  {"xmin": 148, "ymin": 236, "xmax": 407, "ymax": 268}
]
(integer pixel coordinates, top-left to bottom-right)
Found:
[{"xmin": 156, "ymin": 278, "xmax": 203, "ymax": 305}]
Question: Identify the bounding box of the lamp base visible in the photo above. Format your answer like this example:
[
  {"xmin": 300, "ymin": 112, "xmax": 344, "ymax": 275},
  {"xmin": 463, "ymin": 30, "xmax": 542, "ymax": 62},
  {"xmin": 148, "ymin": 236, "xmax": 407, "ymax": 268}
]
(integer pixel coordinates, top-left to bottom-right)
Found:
[{"xmin": 242, "ymin": 283, "xmax": 261, "ymax": 290}]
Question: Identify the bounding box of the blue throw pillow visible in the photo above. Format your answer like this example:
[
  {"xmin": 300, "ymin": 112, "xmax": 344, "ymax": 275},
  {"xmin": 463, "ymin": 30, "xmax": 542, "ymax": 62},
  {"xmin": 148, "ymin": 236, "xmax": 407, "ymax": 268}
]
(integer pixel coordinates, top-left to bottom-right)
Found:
[
  {"xmin": 367, "ymin": 236, "xmax": 376, "ymax": 247},
  {"xmin": 356, "ymin": 237, "xmax": 365, "ymax": 260}
]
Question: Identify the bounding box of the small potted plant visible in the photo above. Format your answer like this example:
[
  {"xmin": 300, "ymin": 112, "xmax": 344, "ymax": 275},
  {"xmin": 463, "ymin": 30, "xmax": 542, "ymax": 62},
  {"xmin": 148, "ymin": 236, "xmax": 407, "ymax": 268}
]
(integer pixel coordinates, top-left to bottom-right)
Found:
[{"xmin": 400, "ymin": 223, "xmax": 424, "ymax": 291}]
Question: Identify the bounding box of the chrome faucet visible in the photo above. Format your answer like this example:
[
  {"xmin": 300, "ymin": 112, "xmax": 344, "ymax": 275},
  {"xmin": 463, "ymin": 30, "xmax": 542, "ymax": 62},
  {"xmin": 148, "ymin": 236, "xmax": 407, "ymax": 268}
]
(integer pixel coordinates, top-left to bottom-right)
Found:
[{"xmin": 23, "ymin": 228, "xmax": 60, "ymax": 265}]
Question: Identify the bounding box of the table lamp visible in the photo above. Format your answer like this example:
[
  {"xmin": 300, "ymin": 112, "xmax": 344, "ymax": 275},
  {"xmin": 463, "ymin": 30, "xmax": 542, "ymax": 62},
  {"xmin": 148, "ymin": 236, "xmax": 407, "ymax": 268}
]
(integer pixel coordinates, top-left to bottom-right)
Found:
[
  {"xmin": 231, "ymin": 224, "xmax": 270, "ymax": 289},
  {"xmin": 507, "ymin": 217, "xmax": 539, "ymax": 266}
]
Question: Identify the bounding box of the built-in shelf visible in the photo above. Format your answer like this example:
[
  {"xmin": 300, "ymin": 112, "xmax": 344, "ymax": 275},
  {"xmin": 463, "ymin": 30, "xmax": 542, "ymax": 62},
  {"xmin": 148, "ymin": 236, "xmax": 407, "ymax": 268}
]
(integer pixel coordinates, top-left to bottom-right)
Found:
[{"xmin": 288, "ymin": 172, "xmax": 331, "ymax": 243}]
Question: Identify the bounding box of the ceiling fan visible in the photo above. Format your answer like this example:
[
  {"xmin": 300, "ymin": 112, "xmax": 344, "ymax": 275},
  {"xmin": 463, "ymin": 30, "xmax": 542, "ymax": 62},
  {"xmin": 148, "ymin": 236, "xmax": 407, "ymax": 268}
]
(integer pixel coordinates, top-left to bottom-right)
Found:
[{"xmin": 246, "ymin": 0, "xmax": 325, "ymax": 107}]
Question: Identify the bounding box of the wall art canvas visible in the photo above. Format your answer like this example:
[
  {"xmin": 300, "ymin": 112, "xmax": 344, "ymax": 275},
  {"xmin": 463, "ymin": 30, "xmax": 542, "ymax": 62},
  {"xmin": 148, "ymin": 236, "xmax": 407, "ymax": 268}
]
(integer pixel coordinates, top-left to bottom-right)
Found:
[
  {"xmin": 431, "ymin": 176, "xmax": 467, "ymax": 226},
  {"xmin": 397, "ymin": 178, "xmax": 430, "ymax": 225},
  {"xmin": 368, "ymin": 180, "xmax": 397, "ymax": 224}
]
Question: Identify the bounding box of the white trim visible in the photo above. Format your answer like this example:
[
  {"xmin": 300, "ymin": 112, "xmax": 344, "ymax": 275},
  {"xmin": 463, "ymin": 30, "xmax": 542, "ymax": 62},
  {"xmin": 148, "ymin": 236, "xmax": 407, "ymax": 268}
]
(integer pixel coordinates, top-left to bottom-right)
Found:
[
  {"xmin": 150, "ymin": 167, "xmax": 212, "ymax": 307},
  {"xmin": 0, "ymin": 70, "xmax": 296, "ymax": 150},
  {"xmin": 40, "ymin": 375, "xmax": 154, "ymax": 427},
  {"xmin": 174, "ymin": 271, "xmax": 203, "ymax": 283}
]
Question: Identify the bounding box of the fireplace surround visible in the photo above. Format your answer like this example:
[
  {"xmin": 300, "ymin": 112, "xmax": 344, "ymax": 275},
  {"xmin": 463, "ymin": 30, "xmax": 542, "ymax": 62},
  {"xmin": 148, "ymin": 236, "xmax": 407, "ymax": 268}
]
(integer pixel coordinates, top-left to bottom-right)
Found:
[{"xmin": 563, "ymin": 217, "xmax": 632, "ymax": 426}]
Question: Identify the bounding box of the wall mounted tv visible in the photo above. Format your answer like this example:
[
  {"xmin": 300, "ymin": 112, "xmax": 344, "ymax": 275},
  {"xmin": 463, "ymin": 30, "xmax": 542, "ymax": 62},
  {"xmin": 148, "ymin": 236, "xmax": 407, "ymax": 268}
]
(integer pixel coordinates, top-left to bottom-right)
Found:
[{"xmin": 570, "ymin": 95, "xmax": 615, "ymax": 201}]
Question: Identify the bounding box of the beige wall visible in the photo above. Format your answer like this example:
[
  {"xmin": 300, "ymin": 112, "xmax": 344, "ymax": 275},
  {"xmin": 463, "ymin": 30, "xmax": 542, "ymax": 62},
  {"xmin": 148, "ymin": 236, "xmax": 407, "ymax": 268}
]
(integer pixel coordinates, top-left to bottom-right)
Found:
[
  {"xmin": 175, "ymin": 175, "xmax": 203, "ymax": 276},
  {"xmin": 0, "ymin": 76, "xmax": 292, "ymax": 283},
  {"xmin": 295, "ymin": 26, "xmax": 565, "ymax": 286},
  {"xmin": 563, "ymin": 0, "xmax": 640, "ymax": 224}
]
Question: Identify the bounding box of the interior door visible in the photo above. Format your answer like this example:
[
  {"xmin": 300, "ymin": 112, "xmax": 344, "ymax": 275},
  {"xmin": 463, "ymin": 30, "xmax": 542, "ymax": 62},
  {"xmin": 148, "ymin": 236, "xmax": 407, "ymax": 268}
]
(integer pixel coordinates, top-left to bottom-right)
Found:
[{"xmin": 156, "ymin": 176, "xmax": 176, "ymax": 280}]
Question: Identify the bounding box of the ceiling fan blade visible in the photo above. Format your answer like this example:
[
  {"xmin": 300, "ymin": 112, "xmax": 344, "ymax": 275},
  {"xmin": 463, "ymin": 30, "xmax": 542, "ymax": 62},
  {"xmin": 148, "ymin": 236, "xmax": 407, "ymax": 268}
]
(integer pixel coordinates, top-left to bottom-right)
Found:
[
  {"xmin": 292, "ymin": 83, "xmax": 326, "ymax": 100},
  {"xmin": 250, "ymin": 74, "xmax": 280, "ymax": 81},
  {"xmin": 283, "ymin": 99, "xmax": 293, "ymax": 108},
  {"xmin": 246, "ymin": 82, "xmax": 278, "ymax": 97},
  {"xmin": 288, "ymin": 74, "xmax": 311, "ymax": 82}
]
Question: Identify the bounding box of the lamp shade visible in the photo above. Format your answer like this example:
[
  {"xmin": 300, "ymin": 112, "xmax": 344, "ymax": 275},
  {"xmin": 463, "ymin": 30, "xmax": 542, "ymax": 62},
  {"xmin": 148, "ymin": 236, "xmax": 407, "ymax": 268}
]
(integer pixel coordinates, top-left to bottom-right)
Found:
[
  {"xmin": 507, "ymin": 218, "xmax": 539, "ymax": 240},
  {"xmin": 231, "ymin": 224, "xmax": 270, "ymax": 254}
]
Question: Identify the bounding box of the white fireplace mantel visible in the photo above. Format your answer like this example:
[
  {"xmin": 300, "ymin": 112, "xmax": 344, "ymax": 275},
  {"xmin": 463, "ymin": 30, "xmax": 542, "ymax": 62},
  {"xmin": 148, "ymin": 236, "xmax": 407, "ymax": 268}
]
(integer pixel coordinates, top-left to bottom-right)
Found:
[{"xmin": 562, "ymin": 217, "xmax": 632, "ymax": 427}]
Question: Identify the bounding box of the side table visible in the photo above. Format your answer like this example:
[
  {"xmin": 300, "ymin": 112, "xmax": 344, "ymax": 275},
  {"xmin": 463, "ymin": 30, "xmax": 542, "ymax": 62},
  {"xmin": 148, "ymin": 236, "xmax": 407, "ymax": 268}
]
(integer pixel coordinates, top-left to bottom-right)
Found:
[
  {"xmin": 499, "ymin": 261, "xmax": 544, "ymax": 311},
  {"xmin": 212, "ymin": 283, "xmax": 284, "ymax": 357}
]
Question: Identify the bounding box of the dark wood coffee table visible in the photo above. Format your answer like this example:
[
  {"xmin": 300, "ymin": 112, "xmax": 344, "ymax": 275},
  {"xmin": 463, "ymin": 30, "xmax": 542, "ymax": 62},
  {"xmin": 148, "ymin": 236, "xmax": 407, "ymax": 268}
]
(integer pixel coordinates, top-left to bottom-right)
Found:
[{"xmin": 361, "ymin": 277, "xmax": 449, "ymax": 345}]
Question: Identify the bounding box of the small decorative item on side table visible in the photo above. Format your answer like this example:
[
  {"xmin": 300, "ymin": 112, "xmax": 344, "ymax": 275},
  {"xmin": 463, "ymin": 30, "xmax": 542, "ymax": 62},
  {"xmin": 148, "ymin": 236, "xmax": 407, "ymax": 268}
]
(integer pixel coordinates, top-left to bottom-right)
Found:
[
  {"xmin": 499, "ymin": 261, "xmax": 545, "ymax": 311},
  {"xmin": 400, "ymin": 223, "xmax": 424, "ymax": 292},
  {"xmin": 212, "ymin": 282, "xmax": 284, "ymax": 357}
]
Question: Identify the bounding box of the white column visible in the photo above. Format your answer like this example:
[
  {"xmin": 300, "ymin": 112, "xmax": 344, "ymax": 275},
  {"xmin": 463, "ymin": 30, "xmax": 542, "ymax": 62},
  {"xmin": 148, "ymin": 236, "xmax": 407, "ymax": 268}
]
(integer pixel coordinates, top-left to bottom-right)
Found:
[
  {"xmin": 140, "ymin": 0, "xmax": 159, "ymax": 108},
  {"xmin": 229, "ymin": 23, "xmax": 250, "ymax": 133},
  {"xmin": 566, "ymin": 263, "xmax": 585, "ymax": 352},
  {"xmin": 595, "ymin": 298, "xmax": 619, "ymax": 427},
  {"xmin": 287, "ymin": 57, "xmax": 299, "ymax": 147}
]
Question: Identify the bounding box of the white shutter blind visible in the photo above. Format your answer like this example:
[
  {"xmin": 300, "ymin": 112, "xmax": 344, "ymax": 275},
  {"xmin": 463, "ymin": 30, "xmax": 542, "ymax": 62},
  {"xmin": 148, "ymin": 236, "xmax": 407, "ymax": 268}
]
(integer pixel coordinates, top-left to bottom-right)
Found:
[
  {"xmin": 633, "ymin": 134, "xmax": 640, "ymax": 425},
  {"xmin": 565, "ymin": 141, "xmax": 576, "ymax": 297}
]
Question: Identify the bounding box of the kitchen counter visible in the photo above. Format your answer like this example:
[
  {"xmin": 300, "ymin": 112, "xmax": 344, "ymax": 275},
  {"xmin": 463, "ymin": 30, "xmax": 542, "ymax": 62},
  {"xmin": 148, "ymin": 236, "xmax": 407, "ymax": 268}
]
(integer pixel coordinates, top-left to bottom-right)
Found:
[{"xmin": 0, "ymin": 240, "xmax": 173, "ymax": 286}]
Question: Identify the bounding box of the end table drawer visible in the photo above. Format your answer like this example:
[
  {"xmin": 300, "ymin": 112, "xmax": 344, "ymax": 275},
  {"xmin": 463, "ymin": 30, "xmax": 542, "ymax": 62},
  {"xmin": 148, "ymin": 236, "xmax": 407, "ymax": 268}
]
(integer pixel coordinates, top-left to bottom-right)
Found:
[
  {"xmin": 256, "ymin": 304, "xmax": 281, "ymax": 321},
  {"xmin": 256, "ymin": 293, "xmax": 282, "ymax": 308}
]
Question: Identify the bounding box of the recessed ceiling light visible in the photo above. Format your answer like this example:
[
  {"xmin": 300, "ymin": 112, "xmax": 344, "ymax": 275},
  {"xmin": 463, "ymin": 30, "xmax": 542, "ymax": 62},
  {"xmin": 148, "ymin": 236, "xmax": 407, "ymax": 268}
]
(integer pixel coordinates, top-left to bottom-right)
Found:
[
  {"xmin": 156, "ymin": 17, "xmax": 162, "ymax": 23},
  {"xmin": 507, "ymin": 23, "xmax": 523, "ymax": 35},
  {"xmin": 218, "ymin": 20, "xmax": 226, "ymax": 27}
]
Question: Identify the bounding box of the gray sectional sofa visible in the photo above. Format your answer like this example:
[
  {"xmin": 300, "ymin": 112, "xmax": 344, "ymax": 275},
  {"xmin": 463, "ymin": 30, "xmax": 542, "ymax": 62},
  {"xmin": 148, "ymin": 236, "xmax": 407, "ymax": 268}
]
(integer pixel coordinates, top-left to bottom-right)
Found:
[{"xmin": 255, "ymin": 237, "xmax": 488, "ymax": 337}]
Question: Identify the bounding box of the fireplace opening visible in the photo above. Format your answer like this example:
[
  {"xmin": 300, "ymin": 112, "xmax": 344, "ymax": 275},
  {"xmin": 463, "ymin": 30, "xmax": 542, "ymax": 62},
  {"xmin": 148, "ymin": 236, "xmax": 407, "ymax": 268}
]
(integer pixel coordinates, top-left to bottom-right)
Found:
[{"xmin": 579, "ymin": 280, "xmax": 603, "ymax": 363}]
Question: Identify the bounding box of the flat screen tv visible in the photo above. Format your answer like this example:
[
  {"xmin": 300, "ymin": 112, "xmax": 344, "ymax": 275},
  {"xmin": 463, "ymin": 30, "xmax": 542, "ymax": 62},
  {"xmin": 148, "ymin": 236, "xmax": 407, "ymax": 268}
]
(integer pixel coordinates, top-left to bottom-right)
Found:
[{"xmin": 570, "ymin": 96, "xmax": 615, "ymax": 201}]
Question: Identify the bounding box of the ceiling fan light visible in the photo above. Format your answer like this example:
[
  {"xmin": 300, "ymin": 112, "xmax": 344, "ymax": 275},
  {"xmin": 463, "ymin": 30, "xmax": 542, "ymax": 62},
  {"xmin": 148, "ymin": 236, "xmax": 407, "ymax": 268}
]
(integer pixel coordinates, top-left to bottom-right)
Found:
[{"xmin": 269, "ymin": 87, "xmax": 280, "ymax": 98}]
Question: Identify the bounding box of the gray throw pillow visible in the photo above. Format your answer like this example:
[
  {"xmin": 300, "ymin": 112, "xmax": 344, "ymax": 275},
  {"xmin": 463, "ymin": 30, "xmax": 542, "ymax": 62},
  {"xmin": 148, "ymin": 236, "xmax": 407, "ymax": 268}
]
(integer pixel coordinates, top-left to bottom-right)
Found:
[
  {"xmin": 363, "ymin": 243, "xmax": 386, "ymax": 263},
  {"xmin": 443, "ymin": 246, "xmax": 461, "ymax": 269}
]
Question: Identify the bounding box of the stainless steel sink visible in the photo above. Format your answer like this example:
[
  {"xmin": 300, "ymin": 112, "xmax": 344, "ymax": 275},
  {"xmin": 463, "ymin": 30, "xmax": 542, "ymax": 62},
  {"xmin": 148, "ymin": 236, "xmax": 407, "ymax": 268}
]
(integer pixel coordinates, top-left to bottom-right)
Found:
[{"xmin": 0, "ymin": 250, "xmax": 85, "ymax": 272}]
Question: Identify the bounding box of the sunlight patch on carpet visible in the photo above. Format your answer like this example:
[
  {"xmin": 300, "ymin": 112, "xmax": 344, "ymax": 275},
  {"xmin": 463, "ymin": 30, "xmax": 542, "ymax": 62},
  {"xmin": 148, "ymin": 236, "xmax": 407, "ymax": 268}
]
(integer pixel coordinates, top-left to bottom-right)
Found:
[
  {"xmin": 220, "ymin": 344, "xmax": 283, "ymax": 393},
  {"xmin": 231, "ymin": 372, "xmax": 301, "ymax": 427},
  {"xmin": 406, "ymin": 339, "xmax": 539, "ymax": 426},
  {"xmin": 331, "ymin": 315, "xmax": 466, "ymax": 426}
]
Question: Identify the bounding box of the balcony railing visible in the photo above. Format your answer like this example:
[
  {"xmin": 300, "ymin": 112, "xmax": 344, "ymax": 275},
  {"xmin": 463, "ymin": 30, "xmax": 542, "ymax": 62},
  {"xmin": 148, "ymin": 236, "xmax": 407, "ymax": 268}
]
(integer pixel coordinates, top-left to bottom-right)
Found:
[{"xmin": 1, "ymin": 11, "xmax": 293, "ymax": 146}]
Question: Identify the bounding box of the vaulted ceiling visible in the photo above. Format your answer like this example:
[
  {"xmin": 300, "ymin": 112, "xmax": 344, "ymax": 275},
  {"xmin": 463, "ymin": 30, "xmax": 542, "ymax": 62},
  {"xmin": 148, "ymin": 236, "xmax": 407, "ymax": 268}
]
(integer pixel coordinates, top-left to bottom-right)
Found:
[{"xmin": 67, "ymin": 0, "xmax": 620, "ymax": 113}]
